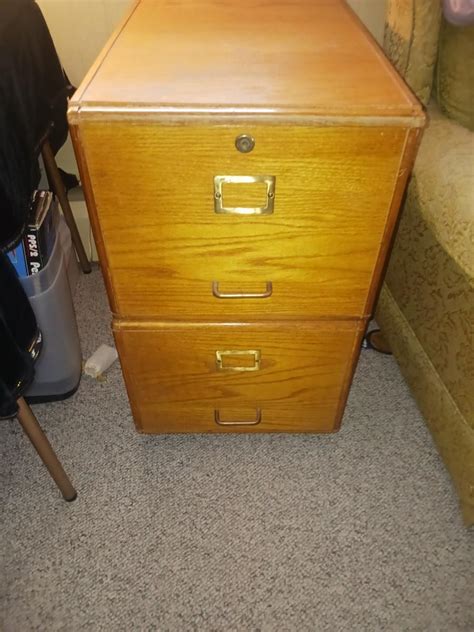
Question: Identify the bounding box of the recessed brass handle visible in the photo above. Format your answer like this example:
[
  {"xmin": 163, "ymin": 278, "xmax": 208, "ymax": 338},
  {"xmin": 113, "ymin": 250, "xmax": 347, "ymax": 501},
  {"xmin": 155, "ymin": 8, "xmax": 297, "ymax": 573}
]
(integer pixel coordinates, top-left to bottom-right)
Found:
[
  {"xmin": 214, "ymin": 408, "xmax": 262, "ymax": 426},
  {"xmin": 214, "ymin": 175, "xmax": 275, "ymax": 215},
  {"xmin": 215, "ymin": 349, "xmax": 261, "ymax": 372},
  {"xmin": 212, "ymin": 281, "xmax": 273, "ymax": 299}
]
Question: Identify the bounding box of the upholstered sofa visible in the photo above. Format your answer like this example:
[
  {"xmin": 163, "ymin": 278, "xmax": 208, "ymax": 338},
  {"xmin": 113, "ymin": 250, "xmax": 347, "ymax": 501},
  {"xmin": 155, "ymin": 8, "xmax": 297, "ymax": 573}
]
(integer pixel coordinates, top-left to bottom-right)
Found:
[{"xmin": 377, "ymin": 1, "xmax": 473, "ymax": 525}]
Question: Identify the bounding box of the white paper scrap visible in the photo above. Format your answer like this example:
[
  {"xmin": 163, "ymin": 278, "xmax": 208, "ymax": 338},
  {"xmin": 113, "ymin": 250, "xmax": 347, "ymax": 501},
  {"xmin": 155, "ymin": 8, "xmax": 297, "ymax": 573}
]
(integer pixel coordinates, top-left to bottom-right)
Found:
[{"xmin": 84, "ymin": 344, "xmax": 118, "ymax": 378}]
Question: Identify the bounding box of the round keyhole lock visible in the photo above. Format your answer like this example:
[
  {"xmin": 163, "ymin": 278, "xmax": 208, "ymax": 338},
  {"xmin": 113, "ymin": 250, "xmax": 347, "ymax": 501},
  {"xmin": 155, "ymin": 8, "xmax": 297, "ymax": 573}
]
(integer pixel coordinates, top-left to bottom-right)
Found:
[{"xmin": 235, "ymin": 134, "xmax": 255, "ymax": 153}]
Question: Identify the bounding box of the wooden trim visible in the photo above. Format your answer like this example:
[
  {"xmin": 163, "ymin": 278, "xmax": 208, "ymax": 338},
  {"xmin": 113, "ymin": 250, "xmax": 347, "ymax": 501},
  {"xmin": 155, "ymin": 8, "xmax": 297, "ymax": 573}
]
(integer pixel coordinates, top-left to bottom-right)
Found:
[
  {"xmin": 69, "ymin": 125, "xmax": 118, "ymax": 313},
  {"xmin": 113, "ymin": 319, "xmax": 360, "ymax": 332},
  {"xmin": 68, "ymin": 106, "xmax": 425, "ymax": 128},
  {"xmin": 363, "ymin": 126, "xmax": 424, "ymax": 317},
  {"xmin": 112, "ymin": 312, "xmax": 364, "ymax": 324}
]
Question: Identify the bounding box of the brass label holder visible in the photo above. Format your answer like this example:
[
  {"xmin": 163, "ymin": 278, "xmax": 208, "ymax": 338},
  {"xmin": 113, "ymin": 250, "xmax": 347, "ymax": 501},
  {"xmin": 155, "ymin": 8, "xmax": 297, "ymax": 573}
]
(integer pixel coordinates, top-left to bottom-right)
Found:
[
  {"xmin": 215, "ymin": 349, "xmax": 261, "ymax": 372},
  {"xmin": 213, "ymin": 175, "xmax": 276, "ymax": 215}
]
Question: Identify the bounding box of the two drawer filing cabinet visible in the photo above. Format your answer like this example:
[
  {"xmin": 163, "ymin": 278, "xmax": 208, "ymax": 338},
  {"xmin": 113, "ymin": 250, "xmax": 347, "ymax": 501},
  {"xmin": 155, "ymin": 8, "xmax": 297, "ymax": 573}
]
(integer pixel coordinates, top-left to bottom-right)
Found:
[{"xmin": 69, "ymin": 0, "xmax": 425, "ymax": 433}]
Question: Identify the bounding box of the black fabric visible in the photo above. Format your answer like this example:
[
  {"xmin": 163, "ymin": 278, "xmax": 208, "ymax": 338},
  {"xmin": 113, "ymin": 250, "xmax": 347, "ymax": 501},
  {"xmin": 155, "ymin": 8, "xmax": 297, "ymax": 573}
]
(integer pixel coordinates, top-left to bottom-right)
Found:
[
  {"xmin": 0, "ymin": 252, "xmax": 38, "ymax": 419},
  {"xmin": 57, "ymin": 167, "xmax": 80, "ymax": 193},
  {"xmin": 0, "ymin": 0, "xmax": 72, "ymax": 418},
  {"xmin": 0, "ymin": 0, "xmax": 74, "ymax": 253}
]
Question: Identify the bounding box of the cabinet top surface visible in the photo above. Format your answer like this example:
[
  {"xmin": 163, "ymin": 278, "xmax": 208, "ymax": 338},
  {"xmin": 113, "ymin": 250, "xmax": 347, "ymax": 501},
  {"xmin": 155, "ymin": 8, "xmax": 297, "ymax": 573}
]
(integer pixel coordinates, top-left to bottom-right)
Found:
[{"xmin": 71, "ymin": 0, "xmax": 422, "ymax": 121}]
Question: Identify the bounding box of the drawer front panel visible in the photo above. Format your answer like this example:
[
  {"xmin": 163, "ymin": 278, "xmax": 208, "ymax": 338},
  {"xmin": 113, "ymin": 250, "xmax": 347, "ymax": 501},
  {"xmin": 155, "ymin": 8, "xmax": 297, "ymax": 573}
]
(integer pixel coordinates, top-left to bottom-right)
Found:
[
  {"xmin": 81, "ymin": 123, "xmax": 406, "ymax": 319},
  {"xmin": 113, "ymin": 320, "xmax": 364, "ymax": 433}
]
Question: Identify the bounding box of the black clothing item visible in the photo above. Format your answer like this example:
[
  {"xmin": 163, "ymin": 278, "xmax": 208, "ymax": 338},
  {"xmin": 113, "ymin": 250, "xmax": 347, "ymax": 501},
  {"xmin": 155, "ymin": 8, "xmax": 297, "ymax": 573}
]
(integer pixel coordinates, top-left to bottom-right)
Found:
[
  {"xmin": 0, "ymin": 1, "xmax": 73, "ymax": 418},
  {"xmin": 57, "ymin": 168, "xmax": 80, "ymax": 193},
  {"xmin": 0, "ymin": 0, "xmax": 74, "ymax": 252},
  {"xmin": 0, "ymin": 253, "xmax": 39, "ymax": 419}
]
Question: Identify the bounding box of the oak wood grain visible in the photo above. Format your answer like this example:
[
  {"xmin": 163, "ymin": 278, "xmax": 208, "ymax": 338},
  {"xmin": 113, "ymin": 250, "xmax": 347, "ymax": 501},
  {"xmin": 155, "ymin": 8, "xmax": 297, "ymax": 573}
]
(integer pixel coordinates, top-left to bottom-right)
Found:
[
  {"xmin": 69, "ymin": 125, "xmax": 118, "ymax": 313},
  {"xmin": 113, "ymin": 319, "xmax": 365, "ymax": 433},
  {"xmin": 79, "ymin": 123, "xmax": 407, "ymax": 319},
  {"xmin": 70, "ymin": 0, "xmax": 423, "ymax": 121},
  {"xmin": 363, "ymin": 127, "xmax": 425, "ymax": 316},
  {"xmin": 68, "ymin": 0, "xmax": 424, "ymax": 435}
]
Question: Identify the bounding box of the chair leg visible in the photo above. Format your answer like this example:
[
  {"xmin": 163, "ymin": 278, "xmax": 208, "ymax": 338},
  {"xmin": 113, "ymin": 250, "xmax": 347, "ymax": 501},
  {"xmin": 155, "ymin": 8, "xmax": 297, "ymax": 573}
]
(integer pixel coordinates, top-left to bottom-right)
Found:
[
  {"xmin": 41, "ymin": 139, "xmax": 92, "ymax": 274},
  {"xmin": 16, "ymin": 397, "xmax": 77, "ymax": 501}
]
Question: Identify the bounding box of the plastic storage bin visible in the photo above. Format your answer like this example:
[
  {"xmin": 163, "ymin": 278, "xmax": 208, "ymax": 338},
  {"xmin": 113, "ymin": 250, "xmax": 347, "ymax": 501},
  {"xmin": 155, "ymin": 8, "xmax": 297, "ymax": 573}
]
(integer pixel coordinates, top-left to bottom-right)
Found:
[{"xmin": 21, "ymin": 215, "xmax": 82, "ymax": 401}]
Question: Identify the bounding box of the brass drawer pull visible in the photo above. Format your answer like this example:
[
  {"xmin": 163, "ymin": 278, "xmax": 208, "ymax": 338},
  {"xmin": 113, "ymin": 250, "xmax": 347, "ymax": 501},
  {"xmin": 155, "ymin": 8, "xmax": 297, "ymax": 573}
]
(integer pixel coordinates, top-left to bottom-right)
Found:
[
  {"xmin": 214, "ymin": 175, "xmax": 276, "ymax": 215},
  {"xmin": 216, "ymin": 349, "xmax": 261, "ymax": 372},
  {"xmin": 214, "ymin": 408, "xmax": 262, "ymax": 426},
  {"xmin": 212, "ymin": 281, "xmax": 273, "ymax": 299}
]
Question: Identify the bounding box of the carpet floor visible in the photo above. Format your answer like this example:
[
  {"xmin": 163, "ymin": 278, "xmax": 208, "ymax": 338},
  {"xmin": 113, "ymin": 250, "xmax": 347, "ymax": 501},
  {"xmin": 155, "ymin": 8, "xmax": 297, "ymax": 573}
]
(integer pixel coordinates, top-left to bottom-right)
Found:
[{"xmin": 1, "ymin": 267, "xmax": 473, "ymax": 631}]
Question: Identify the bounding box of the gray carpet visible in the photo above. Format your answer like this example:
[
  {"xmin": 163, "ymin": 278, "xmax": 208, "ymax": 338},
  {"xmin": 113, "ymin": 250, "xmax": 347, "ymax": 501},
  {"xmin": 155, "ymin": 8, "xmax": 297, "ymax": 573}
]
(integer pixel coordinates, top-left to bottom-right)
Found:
[{"xmin": 1, "ymin": 267, "xmax": 473, "ymax": 632}]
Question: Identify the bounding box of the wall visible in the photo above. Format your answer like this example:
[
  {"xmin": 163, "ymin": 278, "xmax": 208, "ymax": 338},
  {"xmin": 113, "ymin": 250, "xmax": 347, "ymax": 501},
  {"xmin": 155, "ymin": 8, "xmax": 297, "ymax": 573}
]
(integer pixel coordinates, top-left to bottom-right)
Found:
[
  {"xmin": 37, "ymin": 0, "xmax": 387, "ymax": 260},
  {"xmin": 347, "ymin": 0, "xmax": 387, "ymax": 43}
]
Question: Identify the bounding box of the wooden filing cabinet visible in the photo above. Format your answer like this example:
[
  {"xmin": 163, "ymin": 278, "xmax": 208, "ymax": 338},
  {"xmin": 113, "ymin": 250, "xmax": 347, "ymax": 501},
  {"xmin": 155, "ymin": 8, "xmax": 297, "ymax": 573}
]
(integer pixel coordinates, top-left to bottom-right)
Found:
[{"xmin": 69, "ymin": 0, "xmax": 425, "ymax": 433}]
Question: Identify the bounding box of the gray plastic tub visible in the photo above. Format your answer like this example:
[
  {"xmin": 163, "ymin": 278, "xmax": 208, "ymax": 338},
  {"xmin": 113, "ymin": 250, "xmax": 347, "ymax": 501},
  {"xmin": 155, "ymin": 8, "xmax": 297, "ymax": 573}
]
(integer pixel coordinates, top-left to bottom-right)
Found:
[{"xmin": 21, "ymin": 215, "xmax": 82, "ymax": 401}]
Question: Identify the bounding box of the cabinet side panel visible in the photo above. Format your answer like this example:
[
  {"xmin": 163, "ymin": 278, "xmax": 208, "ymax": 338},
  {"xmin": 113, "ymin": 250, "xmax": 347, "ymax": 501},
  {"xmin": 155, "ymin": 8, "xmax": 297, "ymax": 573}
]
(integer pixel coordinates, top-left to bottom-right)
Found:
[
  {"xmin": 363, "ymin": 127, "xmax": 424, "ymax": 316},
  {"xmin": 113, "ymin": 318, "xmax": 144, "ymax": 432},
  {"xmin": 332, "ymin": 317, "xmax": 368, "ymax": 431},
  {"xmin": 69, "ymin": 123, "xmax": 118, "ymax": 314}
]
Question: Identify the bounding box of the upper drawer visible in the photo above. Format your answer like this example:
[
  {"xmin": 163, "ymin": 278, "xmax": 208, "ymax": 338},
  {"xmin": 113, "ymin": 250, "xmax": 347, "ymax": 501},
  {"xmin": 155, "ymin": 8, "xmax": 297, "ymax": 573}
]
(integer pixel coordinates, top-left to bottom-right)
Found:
[{"xmin": 78, "ymin": 123, "xmax": 407, "ymax": 319}]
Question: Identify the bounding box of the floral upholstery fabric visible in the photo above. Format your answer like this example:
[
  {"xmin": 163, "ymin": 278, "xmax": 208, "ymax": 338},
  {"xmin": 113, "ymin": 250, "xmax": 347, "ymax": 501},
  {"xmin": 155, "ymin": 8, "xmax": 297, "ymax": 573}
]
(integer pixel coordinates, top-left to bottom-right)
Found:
[
  {"xmin": 376, "ymin": 101, "xmax": 474, "ymax": 524},
  {"xmin": 380, "ymin": 1, "xmax": 474, "ymax": 525},
  {"xmin": 410, "ymin": 102, "xmax": 473, "ymax": 278},
  {"xmin": 377, "ymin": 286, "xmax": 474, "ymax": 526},
  {"xmin": 435, "ymin": 18, "xmax": 474, "ymax": 131},
  {"xmin": 382, "ymin": 117, "xmax": 474, "ymax": 424},
  {"xmin": 384, "ymin": 0, "xmax": 442, "ymax": 104}
]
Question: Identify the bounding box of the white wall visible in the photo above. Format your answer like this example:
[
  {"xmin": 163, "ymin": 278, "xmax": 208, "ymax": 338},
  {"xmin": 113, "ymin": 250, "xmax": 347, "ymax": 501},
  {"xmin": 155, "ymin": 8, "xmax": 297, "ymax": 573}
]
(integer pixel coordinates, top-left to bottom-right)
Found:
[
  {"xmin": 347, "ymin": 0, "xmax": 387, "ymax": 44},
  {"xmin": 37, "ymin": 0, "xmax": 387, "ymax": 261},
  {"xmin": 37, "ymin": 0, "xmax": 133, "ymax": 88}
]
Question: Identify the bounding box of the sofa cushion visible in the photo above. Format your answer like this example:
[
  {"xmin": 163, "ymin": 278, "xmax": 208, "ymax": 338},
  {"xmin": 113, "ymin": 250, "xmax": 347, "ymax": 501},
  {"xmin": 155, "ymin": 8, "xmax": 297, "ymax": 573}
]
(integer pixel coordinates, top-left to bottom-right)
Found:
[
  {"xmin": 383, "ymin": 104, "xmax": 474, "ymax": 426},
  {"xmin": 414, "ymin": 102, "xmax": 473, "ymax": 277},
  {"xmin": 383, "ymin": 192, "xmax": 474, "ymax": 428},
  {"xmin": 384, "ymin": 0, "xmax": 442, "ymax": 104},
  {"xmin": 377, "ymin": 285, "xmax": 474, "ymax": 526},
  {"xmin": 435, "ymin": 18, "xmax": 474, "ymax": 131}
]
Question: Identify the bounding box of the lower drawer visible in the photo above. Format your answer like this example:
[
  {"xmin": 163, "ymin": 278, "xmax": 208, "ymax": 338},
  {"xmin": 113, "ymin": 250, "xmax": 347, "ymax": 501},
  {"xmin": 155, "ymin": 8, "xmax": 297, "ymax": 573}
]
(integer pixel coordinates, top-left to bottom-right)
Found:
[{"xmin": 113, "ymin": 319, "xmax": 365, "ymax": 433}]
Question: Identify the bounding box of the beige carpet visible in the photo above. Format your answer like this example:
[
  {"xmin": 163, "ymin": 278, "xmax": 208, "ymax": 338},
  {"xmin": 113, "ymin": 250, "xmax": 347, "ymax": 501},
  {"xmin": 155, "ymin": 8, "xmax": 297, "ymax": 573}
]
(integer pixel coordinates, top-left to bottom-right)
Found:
[{"xmin": 1, "ymin": 267, "xmax": 473, "ymax": 631}]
